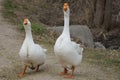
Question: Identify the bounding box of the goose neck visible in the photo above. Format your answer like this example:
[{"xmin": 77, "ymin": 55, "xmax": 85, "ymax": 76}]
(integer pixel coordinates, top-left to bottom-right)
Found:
[
  {"xmin": 62, "ymin": 15, "xmax": 70, "ymax": 37},
  {"xmin": 25, "ymin": 29, "xmax": 34, "ymax": 42}
]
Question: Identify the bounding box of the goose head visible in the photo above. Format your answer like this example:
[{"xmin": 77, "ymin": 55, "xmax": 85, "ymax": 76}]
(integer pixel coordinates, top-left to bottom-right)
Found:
[
  {"xmin": 23, "ymin": 18, "xmax": 31, "ymax": 30},
  {"xmin": 63, "ymin": 3, "xmax": 70, "ymax": 16}
]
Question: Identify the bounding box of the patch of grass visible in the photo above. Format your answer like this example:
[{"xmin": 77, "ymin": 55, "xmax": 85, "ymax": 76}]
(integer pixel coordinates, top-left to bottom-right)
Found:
[
  {"xmin": 84, "ymin": 49, "xmax": 120, "ymax": 69},
  {"xmin": 20, "ymin": 22, "xmax": 46, "ymax": 34},
  {"xmin": 3, "ymin": 0, "xmax": 17, "ymax": 9},
  {"xmin": 32, "ymin": 23, "xmax": 46, "ymax": 34},
  {"xmin": 83, "ymin": 49, "xmax": 120, "ymax": 79},
  {"xmin": 3, "ymin": 0, "xmax": 17, "ymax": 20},
  {"xmin": 19, "ymin": 23, "xmax": 24, "ymax": 30}
]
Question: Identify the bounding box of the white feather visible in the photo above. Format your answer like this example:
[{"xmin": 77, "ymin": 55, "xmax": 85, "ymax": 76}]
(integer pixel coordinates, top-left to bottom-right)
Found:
[
  {"xmin": 54, "ymin": 6, "xmax": 83, "ymax": 68},
  {"xmin": 19, "ymin": 19, "xmax": 46, "ymax": 68}
]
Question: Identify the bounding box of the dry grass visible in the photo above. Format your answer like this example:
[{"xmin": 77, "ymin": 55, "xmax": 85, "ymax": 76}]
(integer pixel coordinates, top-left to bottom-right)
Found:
[{"xmin": 2, "ymin": 0, "xmax": 94, "ymax": 26}]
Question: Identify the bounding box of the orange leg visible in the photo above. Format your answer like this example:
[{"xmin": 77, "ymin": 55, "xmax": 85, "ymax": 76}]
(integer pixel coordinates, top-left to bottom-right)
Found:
[
  {"xmin": 36, "ymin": 65, "xmax": 40, "ymax": 72},
  {"xmin": 18, "ymin": 65, "xmax": 27, "ymax": 77},
  {"xmin": 64, "ymin": 66, "xmax": 75, "ymax": 78},
  {"xmin": 59, "ymin": 68, "xmax": 68, "ymax": 76}
]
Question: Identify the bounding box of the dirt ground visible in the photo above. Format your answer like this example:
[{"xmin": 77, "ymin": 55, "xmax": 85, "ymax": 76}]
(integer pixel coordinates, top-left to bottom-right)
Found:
[{"xmin": 0, "ymin": 0, "xmax": 119, "ymax": 80}]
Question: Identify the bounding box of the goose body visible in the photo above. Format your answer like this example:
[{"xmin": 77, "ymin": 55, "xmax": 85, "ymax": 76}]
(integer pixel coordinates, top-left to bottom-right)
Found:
[
  {"xmin": 18, "ymin": 19, "xmax": 46, "ymax": 77},
  {"xmin": 54, "ymin": 3, "xmax": 83, "ymax": 78},
  {"xmin": 19, "ymin": 38, "xmax": 46, "ymax": 67},
  {"xmin": 54, "ymin": 35, "xmax": 83, "ymax": 66}
]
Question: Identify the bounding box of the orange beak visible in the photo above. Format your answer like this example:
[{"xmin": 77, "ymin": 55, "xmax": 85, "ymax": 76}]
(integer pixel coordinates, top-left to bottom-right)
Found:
[
  {"xmin": 63, "ymin": 3, "xmax": 69, "ymax": 11},
  {"xmin": 24, "ymin": 18, "xmax": 28, "ymax": 25}
]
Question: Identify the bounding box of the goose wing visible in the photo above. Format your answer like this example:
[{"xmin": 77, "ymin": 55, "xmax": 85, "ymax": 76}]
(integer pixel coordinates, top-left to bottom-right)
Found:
[{"xmin": 71, "ymin": 41, "xmax": 83, "ymax": 55}]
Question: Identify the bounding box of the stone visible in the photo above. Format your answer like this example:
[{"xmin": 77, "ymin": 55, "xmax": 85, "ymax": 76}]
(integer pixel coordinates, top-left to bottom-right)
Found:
[
  {"xmin": 49, "ymin": 25, "xmax": 94, "ymax": 48},
  {"xmin": 94, "ymin": 42, "xmax": 106, "ymax": 49}
]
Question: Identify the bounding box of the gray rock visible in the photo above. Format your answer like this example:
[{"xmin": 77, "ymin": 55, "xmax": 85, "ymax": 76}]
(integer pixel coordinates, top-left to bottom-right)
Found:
[
  {"xmin": 109, "ymin": 46, "xmax": 120, "ymax": 50},
  {"xmin": 94, "ymin": 42, "xmax": 106, "ymax": 49},
  {"xmin": 49, "ymin": 25, "xmax": 94, "ymax": 48}
]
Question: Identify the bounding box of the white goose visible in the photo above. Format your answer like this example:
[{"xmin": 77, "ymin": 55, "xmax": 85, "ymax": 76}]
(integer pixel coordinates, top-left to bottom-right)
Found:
[
  {"xmin": 54, "ymin": 3, "xmax": 83, "ymax": 78},
  {"xmin": 18, "ymin": 18, "xmax": 46, "ymax": 77}
]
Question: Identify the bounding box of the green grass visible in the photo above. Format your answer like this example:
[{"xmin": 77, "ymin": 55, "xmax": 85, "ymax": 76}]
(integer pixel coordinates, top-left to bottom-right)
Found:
[{"xmin": 20, "ymin": 22, "xmax": 46, "ymax": 34}]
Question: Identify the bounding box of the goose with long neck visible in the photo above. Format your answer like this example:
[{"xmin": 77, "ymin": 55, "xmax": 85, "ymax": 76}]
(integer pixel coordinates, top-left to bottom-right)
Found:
[
  {"xmin": 54, "ymin": 3, "xmax": 83, "ymax": 78},
  {"xmin": 18, "ymin": 18, "xmax": 46, "ymax": 77}
]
